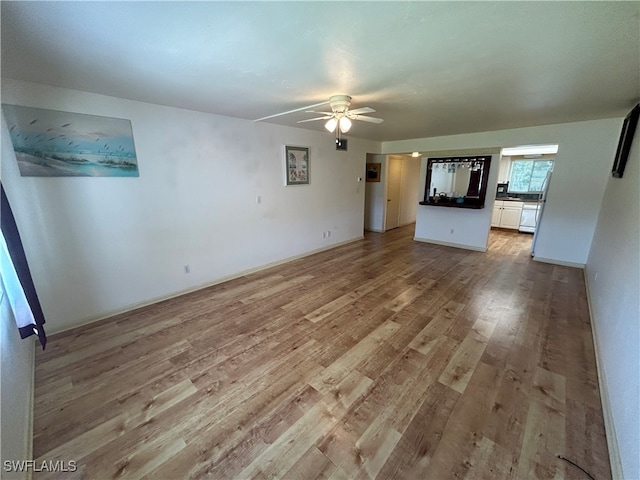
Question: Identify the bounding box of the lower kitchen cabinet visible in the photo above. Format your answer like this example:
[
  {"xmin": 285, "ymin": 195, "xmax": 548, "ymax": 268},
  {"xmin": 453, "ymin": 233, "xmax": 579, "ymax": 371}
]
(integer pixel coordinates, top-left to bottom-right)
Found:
[{"xmin": 492, "ymin": 200, "xmax": 523, "ymax": 229}]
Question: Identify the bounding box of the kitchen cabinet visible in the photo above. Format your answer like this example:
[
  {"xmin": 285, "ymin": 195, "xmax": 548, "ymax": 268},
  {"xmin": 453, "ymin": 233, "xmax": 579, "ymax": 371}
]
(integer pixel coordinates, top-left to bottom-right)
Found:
[
  {"xmin": 492, "ymin": 200, "xmax": 523, "ymax": 229},
  {"xmin": 491, "ymin": 204, "xmax": 502, "ymax": 226}
]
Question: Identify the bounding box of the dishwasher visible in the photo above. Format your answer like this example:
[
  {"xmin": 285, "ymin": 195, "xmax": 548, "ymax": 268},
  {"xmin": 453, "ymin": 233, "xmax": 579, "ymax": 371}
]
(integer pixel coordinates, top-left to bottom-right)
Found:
[{"xmin": 519, "ymin": 203, "xmax": 539, "ymax": 233}]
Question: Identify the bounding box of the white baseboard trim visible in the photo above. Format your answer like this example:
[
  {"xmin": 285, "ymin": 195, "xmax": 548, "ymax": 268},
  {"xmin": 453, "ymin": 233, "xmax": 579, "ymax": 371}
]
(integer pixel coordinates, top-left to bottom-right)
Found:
[
  {"xmin": 49, "ymin": 236, "xmax": 365, "ymax": 336},
  {"xmin": 583, "ymin": 267, "xmax": 623, "ymax": 479},
  {"xmin": 366, "ymin": 222, "xmax": 416, "ymax": 234},
  {"xmin": 532, "ymin": 256, "xmax": 585, "ymax": 269},
  {"xmin": 413, "ymin": 236, "xmax": 487, "ymax": 252},
  {"xmin": 397, "ymin": 221, "xmax": 416, "ymax": 229}
]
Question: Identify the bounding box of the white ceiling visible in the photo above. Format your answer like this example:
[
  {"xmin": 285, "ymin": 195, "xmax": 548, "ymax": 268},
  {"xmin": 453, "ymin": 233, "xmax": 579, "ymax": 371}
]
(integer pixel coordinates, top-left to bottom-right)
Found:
[{"xmin": 2, "ymin": 1, "xmax": 639, "ymax": 142}]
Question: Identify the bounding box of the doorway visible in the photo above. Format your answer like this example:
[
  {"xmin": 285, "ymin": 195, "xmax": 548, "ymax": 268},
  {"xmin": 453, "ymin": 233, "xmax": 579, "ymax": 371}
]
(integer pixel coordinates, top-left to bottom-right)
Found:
[
  {"xmin": 364, "ymin": 153, "xmax": 421, "ymax": 233},
  {"xmin": 487, "ymin": 228, "xmax": 533, "ymax": 256},
  {"xmin": 497, "ymin": 144, "xmax": 558, "ymax": 255}
]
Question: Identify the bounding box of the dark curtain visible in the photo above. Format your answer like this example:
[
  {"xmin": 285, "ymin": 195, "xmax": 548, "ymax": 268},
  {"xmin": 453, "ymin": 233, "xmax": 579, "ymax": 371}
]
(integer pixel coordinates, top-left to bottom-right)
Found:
[
  {"xmin": 1, "ymin": 183, "xmax": 47, "ymax": 349},
  {"xmin": 466, "ymin": 170, "xmax": 482, "ymax": 197}
]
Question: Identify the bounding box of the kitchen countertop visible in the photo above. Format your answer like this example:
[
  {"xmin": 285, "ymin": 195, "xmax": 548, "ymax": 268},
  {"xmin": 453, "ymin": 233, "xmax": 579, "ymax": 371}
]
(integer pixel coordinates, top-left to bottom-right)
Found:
[
  {"xmin": 496, "ymin": 197, "xmax": 525, "ymax": 202},
  {"xmin": 496, "ymin": 197, "xmax": 540, "ymax": 203}
]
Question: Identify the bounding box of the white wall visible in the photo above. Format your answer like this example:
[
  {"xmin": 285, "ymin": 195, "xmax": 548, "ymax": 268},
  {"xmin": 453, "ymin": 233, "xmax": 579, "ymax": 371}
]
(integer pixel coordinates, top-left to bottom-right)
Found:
[
  {"xmin": 364, "ymin": 154, "xmax": 386, "ymax": 232},
  {"xmin": 1, "ymin": 79, "xmax": 381, "ymax": 333},
  {"xmin": 585, "ymin": 120, "xmax": 639, "ymax": 480},
  {"xmin": 383, "ymin": 119, "xmax": 621, "ymax": 265},
  {"xmin": 413, "ymin": 154, "xmax": 499, "ymax": 251}
]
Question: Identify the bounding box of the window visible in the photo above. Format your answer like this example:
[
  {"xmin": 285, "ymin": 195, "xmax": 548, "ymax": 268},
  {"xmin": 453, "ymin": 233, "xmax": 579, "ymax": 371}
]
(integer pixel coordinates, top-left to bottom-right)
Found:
[{"xmin": 509, "ymin": 159, "xmax": 553, "ymax": 192}]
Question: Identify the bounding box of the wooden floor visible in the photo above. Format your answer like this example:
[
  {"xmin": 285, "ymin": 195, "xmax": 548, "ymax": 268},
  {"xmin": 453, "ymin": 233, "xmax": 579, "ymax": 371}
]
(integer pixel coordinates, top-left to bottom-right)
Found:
[{"xmin": 33, "ymin": 226, "xmax": 610, "ymax": 479}]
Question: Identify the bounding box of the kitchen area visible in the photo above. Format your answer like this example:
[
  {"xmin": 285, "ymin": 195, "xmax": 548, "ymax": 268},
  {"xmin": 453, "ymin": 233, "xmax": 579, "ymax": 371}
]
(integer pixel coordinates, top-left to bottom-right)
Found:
[
  {"xmin": 414, "ymin": 144, "xmax": 558, "ymax": 254},
  {"xmin": 491, "ymin": 145, "xmax": 557, "ymax": 242},
  {"xmin": 491, "ymin": 185, "xmax": 543, "ymax": 233}
]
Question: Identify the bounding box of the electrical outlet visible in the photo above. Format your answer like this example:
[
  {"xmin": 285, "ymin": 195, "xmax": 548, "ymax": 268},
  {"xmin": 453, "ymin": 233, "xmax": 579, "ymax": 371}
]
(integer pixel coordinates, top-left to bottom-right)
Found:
[
  {"xmin": 327, "ymin": 231, "xmax": 331, "ymax": 238},
  {"xmin": 184, "ymin": 265, "xmax": 190, "ymax": 274},
  {"xmin": 323, "ymin": 232, "xmax": 326, "ymax": 238},
  {"xmin": 450, "ymin": 228, "xmax": 454, "ymax": 234},
  {"xmin": 256, "ymin": 195, "xmax": 261, "ymax": 204}
]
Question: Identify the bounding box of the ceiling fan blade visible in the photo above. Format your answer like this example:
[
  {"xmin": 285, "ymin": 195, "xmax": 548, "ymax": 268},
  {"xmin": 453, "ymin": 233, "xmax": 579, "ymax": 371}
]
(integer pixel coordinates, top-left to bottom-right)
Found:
[
  {"xmin": 352, "ymin": 115, "xmax": 384, "ymax": 124},
  {"xmin": 297, "ymin": 116, "xmax": 333, "ymax": 123},
  {"xmin": 348, "ymin": 106, "xmax": 375, "ymax": 115},
  {"xmin": 254, "ymin": 100, "xmax": 330, "ymax": 122},
  {"xmin": 305, "ymin": 110, "xmax": 334, "ymax": 115}
]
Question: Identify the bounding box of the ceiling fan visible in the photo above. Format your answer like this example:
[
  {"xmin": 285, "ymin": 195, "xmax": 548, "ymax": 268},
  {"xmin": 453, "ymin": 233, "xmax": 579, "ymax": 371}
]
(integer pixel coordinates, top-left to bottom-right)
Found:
[{"xmin": 255, "ymin": 95, "xmax": 383, "ymax": 134}]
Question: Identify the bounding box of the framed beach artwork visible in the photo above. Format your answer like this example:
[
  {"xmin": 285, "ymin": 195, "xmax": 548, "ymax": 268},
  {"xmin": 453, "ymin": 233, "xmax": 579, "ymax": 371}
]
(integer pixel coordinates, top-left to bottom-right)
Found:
[
  {"xmin": 2, "ymin": 104, "xmax": 139, "ymax": 177},
  {"xmin": 285, "ymin": 145, "xmax": 309, "ymax": 185}
]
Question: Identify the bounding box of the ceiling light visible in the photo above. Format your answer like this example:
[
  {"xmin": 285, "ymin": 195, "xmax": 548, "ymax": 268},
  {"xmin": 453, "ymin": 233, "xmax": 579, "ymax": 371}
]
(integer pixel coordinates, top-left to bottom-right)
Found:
[
  {"xmin": 501, "ymin": 144, "xmax": 559, "ymax": 156},
  {"xmin": 339, "ymin": 117, "xmax": 352, "ymax": 133},
  {"xmin": 325, "ymin": 118, "xmax": 338, "ymax": 133},
  {"xmin": 411, "ymin": 152, "xmax": 421, "ymax": 157}
]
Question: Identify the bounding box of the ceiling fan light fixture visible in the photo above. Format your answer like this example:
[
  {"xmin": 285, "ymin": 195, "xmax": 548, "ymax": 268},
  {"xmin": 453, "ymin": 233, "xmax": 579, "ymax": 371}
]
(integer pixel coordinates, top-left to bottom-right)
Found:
[
  {"xmin": 284, "ymin": 95, "xmax": 382, "ymax": 134},
  {"xmin": 325, "ymin": 117, "xmax": 338, "ymax": 133},
  {"xmin": 339, "ymin": 117, "xmax": 352, "ymax": 133}
]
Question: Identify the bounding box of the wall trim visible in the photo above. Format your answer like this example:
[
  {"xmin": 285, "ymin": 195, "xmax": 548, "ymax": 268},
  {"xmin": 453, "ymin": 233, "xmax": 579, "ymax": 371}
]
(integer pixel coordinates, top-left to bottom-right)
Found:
[
  {"xmin": 583, "ymin": 267, "xmax": 623, "ymax": 480},
  {"xmin": 48, "ymin": 236, "xmax": 365, "ymax": 337},
  {"xmin": 413, "ymin": 236, "xmax": 487, "ymax": 252},
  {"xmin": 532, "ymin": 256, "xmax": 585, "ymax": 269},
  {"xmin": 397, "ymin": 221, "xmax": 416, "ymax": 229},
  {"xmin": 365, "ymin": 228, "xmax": 385, "ymax": 233}
]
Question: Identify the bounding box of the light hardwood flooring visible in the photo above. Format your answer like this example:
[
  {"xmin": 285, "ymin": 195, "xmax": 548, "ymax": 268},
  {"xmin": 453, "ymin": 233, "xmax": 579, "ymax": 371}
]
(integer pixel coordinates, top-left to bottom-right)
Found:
[{"xmin": 33, "ymin": 225, "xmax": 610, "ymax": 479}]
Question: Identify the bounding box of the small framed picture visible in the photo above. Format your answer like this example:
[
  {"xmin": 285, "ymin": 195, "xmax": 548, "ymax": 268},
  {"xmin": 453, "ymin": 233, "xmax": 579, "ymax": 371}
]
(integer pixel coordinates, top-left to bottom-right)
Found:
[
  {"xmin": 366, "ymin": 163, "xmax": 381, "ymax": 182},
  {"xmin": 285, "ymin": 146, "xmax": 309, "ymax": 185}
]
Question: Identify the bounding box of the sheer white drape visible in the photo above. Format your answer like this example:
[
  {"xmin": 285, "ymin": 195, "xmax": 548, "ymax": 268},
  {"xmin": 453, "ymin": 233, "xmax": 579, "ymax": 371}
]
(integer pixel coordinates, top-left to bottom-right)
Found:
[{"xmin": 0, "ymin": 230, "xmax": 38, "ymax": 336}]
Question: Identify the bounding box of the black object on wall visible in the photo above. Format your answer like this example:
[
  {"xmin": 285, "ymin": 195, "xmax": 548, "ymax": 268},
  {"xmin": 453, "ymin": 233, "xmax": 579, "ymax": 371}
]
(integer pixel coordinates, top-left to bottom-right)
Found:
[
  {"xmin": 1, "ymin": 183, "xmax": 47, "ymax": 349},
  {"xmin": 496, "ymin": 182, "xmax": 509, "ymax": 198},
  {"xmin": 612, "ymin": 103, "xmax": 639, "ymax": 178},
  {"xmin": 420, "ymin": 155, "xmax": 492, "ymax": 209}
]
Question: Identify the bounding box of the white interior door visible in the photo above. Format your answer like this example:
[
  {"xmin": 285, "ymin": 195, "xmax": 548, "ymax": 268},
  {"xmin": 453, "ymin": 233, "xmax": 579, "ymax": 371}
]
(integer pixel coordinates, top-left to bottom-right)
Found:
[{"xmin": 385, "ymin": 156, "xmax": 402, "ymax": 230}]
